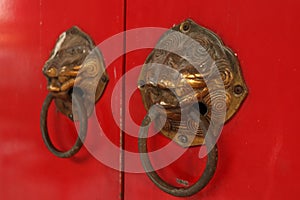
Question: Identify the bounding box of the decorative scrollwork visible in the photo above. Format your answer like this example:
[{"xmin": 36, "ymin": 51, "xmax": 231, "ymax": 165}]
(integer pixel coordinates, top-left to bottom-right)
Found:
[
  {"xmin": 139, "ymin": 19, "xmax": 248, "ymax": 147},
  {"xmin": 42, "ymin": 26, "xmax": 108, "ymax": 120}
]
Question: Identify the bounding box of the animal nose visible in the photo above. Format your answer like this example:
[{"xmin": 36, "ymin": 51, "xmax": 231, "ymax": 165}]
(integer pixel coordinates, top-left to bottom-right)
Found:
[{"xmin": 45, "ymin": 67, "xmax": 58, "ymax": 77}]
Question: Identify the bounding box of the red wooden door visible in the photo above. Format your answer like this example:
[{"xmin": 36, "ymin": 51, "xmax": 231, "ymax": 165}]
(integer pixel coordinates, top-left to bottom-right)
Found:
[
  {"xmin": 124, "ymin": 0, "xmax": 300, "ymax": 199},
  {"xmin": 1, "ymin": 0, "xmax": 300, "ymax": 199},
  {"xmin": 0, "ymin": 0, "xmax": 124, "ymax": 199}
]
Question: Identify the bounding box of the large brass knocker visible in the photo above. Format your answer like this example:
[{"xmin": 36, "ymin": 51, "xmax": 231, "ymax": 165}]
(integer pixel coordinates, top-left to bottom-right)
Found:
[
  {"xmin": 138, "ymin": 19, "xmax": 248, "ymax": 196},
  {"xmin": 40, "ymin": 26, "xmax": 108, "ymax": 158}
]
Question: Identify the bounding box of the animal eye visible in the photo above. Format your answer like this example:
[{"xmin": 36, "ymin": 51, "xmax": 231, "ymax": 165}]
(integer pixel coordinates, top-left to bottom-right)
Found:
[
  {"xmin": 65, "ymin": 47, "xmax": 75, "ymax": 55},
  {"xmin": 75, "ymin": 46, "xmax": 83, "ymax": 53}
]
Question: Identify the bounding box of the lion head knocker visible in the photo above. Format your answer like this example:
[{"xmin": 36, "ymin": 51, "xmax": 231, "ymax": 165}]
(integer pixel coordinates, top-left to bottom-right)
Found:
[
  {"xmin": 42, "ymin": 26, "xmax": 108, "ymax": 120},
  {"xmin": 138, "ymin": 19, "xmax": 248, "ymax": 196},
  {"xmin": 40, "ymin": 26, "xmax": 108, "ymax": 158}
]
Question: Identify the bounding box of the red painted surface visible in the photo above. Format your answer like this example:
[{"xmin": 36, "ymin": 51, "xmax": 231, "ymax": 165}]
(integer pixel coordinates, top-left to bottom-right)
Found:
[
  {"xmin": 1, "ymin": 0, "xmax": 300, "ymax": 199},
  {"xmin": 0, "ymin": 0, "xmax": 124, "ymax": 199},
  {"xmin": 124, "ymin": 0, "xmax": 300, "ymax": 199}
]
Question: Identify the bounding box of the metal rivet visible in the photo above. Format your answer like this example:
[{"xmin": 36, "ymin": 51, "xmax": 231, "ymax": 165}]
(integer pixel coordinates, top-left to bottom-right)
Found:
[
  {"xmin": 234, "ymin": 85, "xmax": 244, "ymax": 95},
  {"xmin": 101, "ymin": 75, "xmax": 108, "ymax": 82},
  {"xmin": 178, "ymin": 135, "xmax": 188, "ymax": 144},
  {"xmin": 180, "ymin": 22, "xmax": 191, "ymax": 32}
]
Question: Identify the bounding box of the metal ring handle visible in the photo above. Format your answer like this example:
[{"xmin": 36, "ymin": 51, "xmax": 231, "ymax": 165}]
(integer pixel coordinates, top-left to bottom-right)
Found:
[
  {"xmin": 138, "ymin": 113, "xmax": 218, "ymax": 197},
  {"xmin": 40, "ymin": 92, "xmax": 88, "ymax": 158}
]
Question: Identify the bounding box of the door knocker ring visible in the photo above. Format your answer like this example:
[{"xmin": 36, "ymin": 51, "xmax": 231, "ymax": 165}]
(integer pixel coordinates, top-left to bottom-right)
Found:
[
  {"xmin": 40, "ymin": 91, "xmax": 87, "ymax": 158},
  {"xmin": 138, "ymin": 111, "xmax": 218, "ymax": 197}
]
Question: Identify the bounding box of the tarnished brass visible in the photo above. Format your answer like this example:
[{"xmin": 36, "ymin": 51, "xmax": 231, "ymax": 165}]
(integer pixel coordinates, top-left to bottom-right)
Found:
[
  {"xmin": 138, "ymin": 111, "xmax": 218, "ymax": 197},
  {"xmin": 40, "ymin": 26, "xmax": 108, "ymax": 158},
  {"xmin": 42, "ymin": 26, "xmax": 108, "ymax": 120},
  {"xmin": 41, "ymin": 92, "xmax": 87, "ymax": 158},
  {"xmin": 138, "ymin": 19, "xmax": 248, "ymax": 147}
]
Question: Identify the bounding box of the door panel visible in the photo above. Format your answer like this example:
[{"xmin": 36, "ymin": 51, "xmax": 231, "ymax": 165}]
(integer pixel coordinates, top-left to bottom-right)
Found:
[
  {"xmin": 124, "ymin": 0, "xmax": 300, "ymax": 199},
  {"xmin": 1, "ymin": 0, "xmax": 300, "ymax": 199},
  {"xmin": 0, "ymin": 0, "xmax": 124, "ymax": 199}
]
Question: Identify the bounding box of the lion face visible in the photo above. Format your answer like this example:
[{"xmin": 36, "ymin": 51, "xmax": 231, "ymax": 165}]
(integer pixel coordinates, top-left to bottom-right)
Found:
[
  {"xmin": 138, "ymin": 19, "xmax": 248, "ymax": 147},
  {"xmin": 43, "ymin": 26, "xmax": 108, "ymax": 120}
]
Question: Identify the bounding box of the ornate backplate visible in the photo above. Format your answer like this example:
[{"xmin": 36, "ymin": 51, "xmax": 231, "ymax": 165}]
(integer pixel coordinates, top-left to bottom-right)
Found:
[
  {"xmin": 138, "ymin": 19, "xmax": 248, "ymax": 147},
  {"xmin": 42, "ymin": 26, "xmax": 108, "ymax": 120}
]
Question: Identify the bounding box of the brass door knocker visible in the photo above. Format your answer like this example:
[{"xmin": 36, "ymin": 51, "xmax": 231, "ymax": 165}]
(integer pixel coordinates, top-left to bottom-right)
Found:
[
  {"xmin": 40, "ymin": 26, "xmax": 108, "ymax": 158},
  {"xmin": 138, "ymin": 19, "xmax": 248, "ymax": 196}
]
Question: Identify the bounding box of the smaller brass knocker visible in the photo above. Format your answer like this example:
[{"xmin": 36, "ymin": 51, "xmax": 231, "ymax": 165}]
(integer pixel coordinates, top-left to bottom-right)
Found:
[
  {"xmin": 40, "ymin": 26, "xmax": 108, "ymax": 158},
  {"xmin": 138, "ymin": 19, "xmax": 248, "ymax": 196}
]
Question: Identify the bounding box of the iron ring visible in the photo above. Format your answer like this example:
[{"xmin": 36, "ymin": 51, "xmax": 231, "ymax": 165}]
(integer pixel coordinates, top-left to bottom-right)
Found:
[
  {"xmin": 138, "ymin": 113, "xmax": 218, "ymax": 197},
  {"xmin": 40, "ymin": 92, "xmax": 88, "ymax": 158}
]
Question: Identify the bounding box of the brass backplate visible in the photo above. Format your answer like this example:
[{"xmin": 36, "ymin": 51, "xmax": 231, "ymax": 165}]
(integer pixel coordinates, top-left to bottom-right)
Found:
[
  {"xmin": 138, "ymin": 19, "xmax": 248, "ymax": 147},
  {"xmin": 42, "ymin": 26, "xmax": 108, "ymax": 120}
]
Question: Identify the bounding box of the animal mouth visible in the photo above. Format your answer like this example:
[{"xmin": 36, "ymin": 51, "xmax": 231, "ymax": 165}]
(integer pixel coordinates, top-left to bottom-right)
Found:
[{"xmin": 45, "ymin": 65, "xmax": 82, "ymax": 94}]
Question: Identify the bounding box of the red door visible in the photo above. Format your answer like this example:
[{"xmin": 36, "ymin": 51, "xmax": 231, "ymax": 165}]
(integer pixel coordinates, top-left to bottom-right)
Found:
[
  {"xmin": 1, "ymin": 0, "xmax": 300, "ymax": 199},
  {"xmin": 124, "ymin": 0, "xmax": 300, "ymax": 199},
  {"xmin": 0, "ymin": 0, "xmax": 124, "ymax": 199}
]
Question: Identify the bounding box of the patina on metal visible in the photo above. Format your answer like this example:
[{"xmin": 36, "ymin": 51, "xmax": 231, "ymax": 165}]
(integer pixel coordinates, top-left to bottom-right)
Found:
[
  {"xmin": 40, "ymin": 26, "xmax": 108, "ymax": 158},
  {"xmin": 42, "ymin": 26, "xmax": 108, "ymax": 120},
  {"xmin": 138, "ymin": 110, "xmax": 218, "ymax": 197},
  {"xmin": 138, "ymin": 19, "xmax": 248, "ymax": 147},
  {"xmin": 138, "ymin": 19, "xmax": 248, "ymax": 197},
  {"xmin": 40, "ymin": 92, "xmax": 87, "ymax": 158}
]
